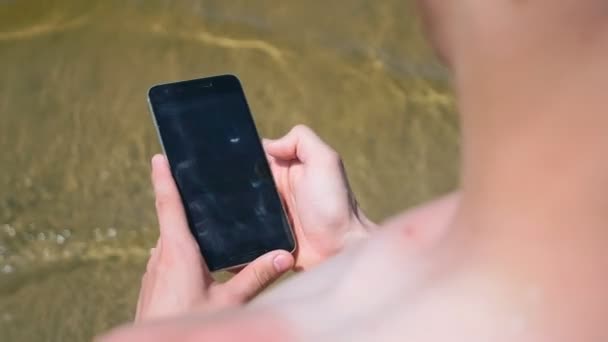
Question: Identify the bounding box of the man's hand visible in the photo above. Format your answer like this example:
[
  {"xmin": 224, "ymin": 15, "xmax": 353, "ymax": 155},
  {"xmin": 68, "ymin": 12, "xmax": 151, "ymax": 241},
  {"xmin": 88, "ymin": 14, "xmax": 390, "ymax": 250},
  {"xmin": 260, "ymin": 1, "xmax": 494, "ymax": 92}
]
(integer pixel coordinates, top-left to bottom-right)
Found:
[
  {"xmin": 264, "ymin": 125, "xmax": 375, "ymax": 271},
  {"xmin": 135, "ymin": 155, "xmax": 294, "ymax": 322}
]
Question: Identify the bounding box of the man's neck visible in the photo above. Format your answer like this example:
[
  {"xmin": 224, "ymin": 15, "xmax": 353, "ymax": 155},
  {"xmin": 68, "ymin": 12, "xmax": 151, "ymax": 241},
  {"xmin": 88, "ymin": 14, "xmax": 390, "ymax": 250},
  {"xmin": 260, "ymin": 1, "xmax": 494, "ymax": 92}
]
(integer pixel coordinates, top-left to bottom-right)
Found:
[{"xmin": 452, "ymin": 32, "xmax": 608, "ymax": 241}]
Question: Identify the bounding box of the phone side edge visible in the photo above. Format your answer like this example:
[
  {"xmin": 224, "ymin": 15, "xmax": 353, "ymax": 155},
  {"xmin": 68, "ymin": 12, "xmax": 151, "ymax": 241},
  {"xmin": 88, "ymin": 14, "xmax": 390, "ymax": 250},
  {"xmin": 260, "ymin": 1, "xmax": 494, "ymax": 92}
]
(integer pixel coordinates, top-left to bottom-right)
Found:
[
  {"xmin": 146, "ymin": 96, "xmax": 168, "ymax": 157},
  {"xmin": 235, "ymin": 81, "xmax": 298, "ymax": 258}
]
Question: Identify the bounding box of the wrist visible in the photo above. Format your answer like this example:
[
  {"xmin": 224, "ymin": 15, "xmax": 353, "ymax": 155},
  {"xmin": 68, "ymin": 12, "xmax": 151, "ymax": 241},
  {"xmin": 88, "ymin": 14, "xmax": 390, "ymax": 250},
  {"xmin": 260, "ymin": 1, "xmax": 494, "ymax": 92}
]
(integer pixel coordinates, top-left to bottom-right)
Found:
[{"xmin": 343, "ymin": 211, "xmax": 376, "ymax": 249}]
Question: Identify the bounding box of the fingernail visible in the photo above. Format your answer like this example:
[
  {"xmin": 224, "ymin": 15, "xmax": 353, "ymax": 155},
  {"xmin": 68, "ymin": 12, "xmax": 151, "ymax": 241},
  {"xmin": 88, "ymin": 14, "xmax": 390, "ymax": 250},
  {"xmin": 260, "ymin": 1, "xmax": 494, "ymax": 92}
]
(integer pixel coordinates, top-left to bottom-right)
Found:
[
  {"xmin": 273, "ymin": 254, "xmax": 291, "ymax": 272},
  {"xmin": 151, "ymin": 154, "xmax": 165, "ymax": 168}
]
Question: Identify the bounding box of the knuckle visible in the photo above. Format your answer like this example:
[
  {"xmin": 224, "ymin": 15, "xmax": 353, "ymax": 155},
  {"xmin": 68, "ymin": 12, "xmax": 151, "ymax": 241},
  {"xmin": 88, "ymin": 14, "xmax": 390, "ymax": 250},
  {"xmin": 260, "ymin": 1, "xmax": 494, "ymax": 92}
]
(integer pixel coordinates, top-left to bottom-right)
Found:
[
  {"xmin": 291, "ymin": 124, "xmax": 311, "ymax": 135},
  {"xmin": 145, "ymin": 258, "xmax": 156, "ymax": 273},
  {"xmin": 154, "ymin": 197, "xmax": 167, "ymax": 212},
  {"xmin": 252, "ymin": 267, "xmax": 269, "ymax": 289},
  {"xmin": 145, "ymin": 253, "xmax": 158, "ymax": 273},
  {"xmin": 156, "ymin": 253, "xmax": 174, "ymax": 272},
  {"xmin": 154, "ymin": 191, "xmax": 174, "ymax": 212},
  {"xmin": 329, "ymin": 149, "xmax": 341, "ymax": 161},
  {"xmin": 323, "ymin": 149, "xmax": 341, "ymax": 165}
]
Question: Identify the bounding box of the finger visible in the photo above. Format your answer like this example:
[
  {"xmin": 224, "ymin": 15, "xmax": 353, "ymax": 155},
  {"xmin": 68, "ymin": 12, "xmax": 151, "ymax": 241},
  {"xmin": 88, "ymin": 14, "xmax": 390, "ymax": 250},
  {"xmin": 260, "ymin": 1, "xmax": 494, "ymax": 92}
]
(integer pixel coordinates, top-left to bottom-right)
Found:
[
  {"xmin": 136, "ymin": 238, "xmax": 162, "ymax": 322},
  {"xmin": 264, "ymin": 153, "xmax": 282, "ymax": 180},
  {"xmin": 151, "ymin": 154, "xmax": 193, "ymax": 249},
  {"xmin": 151, "ymin": 155, "xmax": 215, "ymax": 285},
  {"xmin": 222, "ymin": 250, "xmax": 294, "ymax": 302},
  {"xmin": 264, "ymin": 152, "xmax": 293, "ymax": 197},
  {"xmin": 263, "ymin": 125, "xmax": 335, "ymax": 163},
  {"xmin": 135, "ymin": 271, "xmax": 147, "ymax": 322},
  {"xmin": 146, "ymin": 237, "xmax": 162, "ymax": 273}
]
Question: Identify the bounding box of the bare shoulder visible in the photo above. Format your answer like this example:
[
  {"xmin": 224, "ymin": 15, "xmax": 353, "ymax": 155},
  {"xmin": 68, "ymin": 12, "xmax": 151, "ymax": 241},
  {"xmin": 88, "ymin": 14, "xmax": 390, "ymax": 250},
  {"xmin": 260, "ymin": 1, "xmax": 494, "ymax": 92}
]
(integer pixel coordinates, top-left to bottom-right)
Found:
[{"xmin": 381, "ymin": 192, "xmax": 460, "ymax": 245}]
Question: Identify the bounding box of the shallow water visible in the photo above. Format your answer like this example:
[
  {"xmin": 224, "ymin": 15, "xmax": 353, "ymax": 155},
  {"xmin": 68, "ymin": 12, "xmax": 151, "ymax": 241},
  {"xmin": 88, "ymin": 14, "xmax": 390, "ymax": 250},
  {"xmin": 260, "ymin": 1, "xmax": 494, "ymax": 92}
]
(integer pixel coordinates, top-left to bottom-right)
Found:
[{"xmin": 0, "ymin": 1, "xmax": 459, "ymax": 340}]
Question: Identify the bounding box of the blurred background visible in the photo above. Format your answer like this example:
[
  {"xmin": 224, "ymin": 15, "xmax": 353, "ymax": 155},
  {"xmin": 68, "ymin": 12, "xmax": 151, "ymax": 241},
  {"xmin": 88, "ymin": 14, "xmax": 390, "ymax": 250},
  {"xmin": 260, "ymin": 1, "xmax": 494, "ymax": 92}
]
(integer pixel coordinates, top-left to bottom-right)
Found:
[{"xmin": 0, "ymin": 1, "xmax": 459, "ymax": 341}]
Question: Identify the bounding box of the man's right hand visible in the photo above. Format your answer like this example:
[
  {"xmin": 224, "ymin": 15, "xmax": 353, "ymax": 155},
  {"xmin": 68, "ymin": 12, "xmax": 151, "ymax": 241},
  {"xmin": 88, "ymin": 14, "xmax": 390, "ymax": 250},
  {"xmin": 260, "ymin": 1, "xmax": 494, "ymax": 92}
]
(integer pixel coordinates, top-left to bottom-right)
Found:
[{"xmin": 264, "ymin": 125, "xmax": 376, "ymax": 270}]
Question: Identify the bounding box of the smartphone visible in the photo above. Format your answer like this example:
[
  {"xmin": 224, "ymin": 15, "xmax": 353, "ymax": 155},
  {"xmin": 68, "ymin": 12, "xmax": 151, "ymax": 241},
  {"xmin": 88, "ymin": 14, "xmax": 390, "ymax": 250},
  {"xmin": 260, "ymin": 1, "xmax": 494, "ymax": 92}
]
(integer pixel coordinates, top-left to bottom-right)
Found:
[{"xmin": 147, "ymin": 75, "xmax": 295, "ymax": 272}]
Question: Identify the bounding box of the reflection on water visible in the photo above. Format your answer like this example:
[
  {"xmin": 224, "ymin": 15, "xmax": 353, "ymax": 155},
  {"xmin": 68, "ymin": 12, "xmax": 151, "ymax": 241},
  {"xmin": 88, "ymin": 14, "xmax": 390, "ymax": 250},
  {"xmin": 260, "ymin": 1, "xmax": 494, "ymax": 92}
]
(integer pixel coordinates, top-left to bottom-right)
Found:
[{"xmin": 0, "ymin": 0, "xmax": 458, "ymax": 340}]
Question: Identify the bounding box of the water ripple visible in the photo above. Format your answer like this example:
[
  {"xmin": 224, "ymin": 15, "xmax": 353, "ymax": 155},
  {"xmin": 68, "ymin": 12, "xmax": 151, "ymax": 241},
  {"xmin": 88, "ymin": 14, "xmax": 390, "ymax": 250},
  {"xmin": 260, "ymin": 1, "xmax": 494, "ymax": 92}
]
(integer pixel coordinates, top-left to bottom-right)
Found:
[
  {"xmin": 0, "ymin": 12, "xmax": 89, "ymax": 42},
  {"xmin": 149, "ymin": 23, "xmax": 288, "ymax": 65}
]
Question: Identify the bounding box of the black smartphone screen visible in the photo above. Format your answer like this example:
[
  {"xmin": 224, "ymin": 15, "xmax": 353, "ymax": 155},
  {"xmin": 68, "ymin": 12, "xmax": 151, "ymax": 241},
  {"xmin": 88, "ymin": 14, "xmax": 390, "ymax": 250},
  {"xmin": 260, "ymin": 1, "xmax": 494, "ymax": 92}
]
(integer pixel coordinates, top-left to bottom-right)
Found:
[{"xmin": 148, "ymin": 75, "xmax": 294, "ymax": 271}]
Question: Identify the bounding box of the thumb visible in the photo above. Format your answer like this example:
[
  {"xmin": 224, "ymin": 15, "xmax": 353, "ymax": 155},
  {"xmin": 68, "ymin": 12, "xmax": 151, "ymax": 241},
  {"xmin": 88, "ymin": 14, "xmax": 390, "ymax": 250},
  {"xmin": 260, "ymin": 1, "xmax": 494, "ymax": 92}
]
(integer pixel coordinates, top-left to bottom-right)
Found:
[
  {"xmin": 151, "ymin": 154, "xmax": 196, "ymax": 249},
  {"xmin": 222, "ymin": 250, "xmax": 294, "ymax": 302}
]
